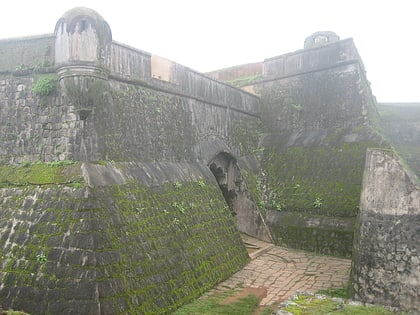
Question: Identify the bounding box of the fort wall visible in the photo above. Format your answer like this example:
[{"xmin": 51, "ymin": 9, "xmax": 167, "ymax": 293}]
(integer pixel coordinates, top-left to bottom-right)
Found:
[
  {"xmin": 0, "ymin": 7, "xmax": 260, "ymax": 314},
  {"xmin": 1, "ymin": 9, "xmax": 418, "ymax": 314},
  {"xmin": 236, "ymin": 35, "xmax": 386, "ymax": 257},
  {"xmin": 351, "ymin": 149, "xmax": 420, "ymax": 314},
  {"xmin": 0, "ymin": 161, "xmax": 249, "ymax": 314},
  {"xmin": 262, "ymin": 38, "xmax": 364, "ymax": 79},
  {"xmin": 0, "ymin": 35, "xmax": 55, "ymax": 73}
]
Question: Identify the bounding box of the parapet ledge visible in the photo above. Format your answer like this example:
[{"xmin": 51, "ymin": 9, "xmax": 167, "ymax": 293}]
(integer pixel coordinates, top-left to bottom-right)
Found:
[{"xmin": 264, "ymin": 37, "xmax": 356, "ymax": 62}]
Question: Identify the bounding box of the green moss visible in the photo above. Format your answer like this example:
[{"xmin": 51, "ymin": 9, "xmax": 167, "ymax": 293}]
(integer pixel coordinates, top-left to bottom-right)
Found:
[
  {"xmin": 262, "ymin": 142, "xmax": 379, "ymax": 217},
  {"xmin": 93, "ymin": 179, "xmax": 249, "ymax": 313},
  {"xmin": 175, "ymin": 289, "xmax": 259, "ymax": 315},
  {"xmin": 318, "ymin": 283, "xmax": 350, "ymax": 298},
  {"xmin": 232, "ymin": 119, "xmax": 263, "ymax": 155},
  {"xmin": 269, "ymin": 220, "xmax": 354, "ymax": 258},
  {"xmin": 0, "ymin": 175, "xmax": 248, "ymax": 314},
  {"xmin": 225, "ymin": 74, "xmax": 262, "ymax": 88},
  {"xmin": 280, "ymin": 293, "xmax": 407, "ymax": 315},
  {"xmin": 0, "ymin": 161, "xmax": 83, "ymax": 187}
]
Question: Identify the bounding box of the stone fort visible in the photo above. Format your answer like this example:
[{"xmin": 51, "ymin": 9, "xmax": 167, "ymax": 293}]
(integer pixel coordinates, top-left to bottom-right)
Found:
[{"xmin": 0, "ymin": 7, "xmax": 419, "ymax": 314}]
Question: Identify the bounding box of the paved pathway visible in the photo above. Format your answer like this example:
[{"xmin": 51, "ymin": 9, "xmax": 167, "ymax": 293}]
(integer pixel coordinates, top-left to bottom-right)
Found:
[{"xmin": 208, "ymin": 235, "xmax": 351, "ymax": 306}]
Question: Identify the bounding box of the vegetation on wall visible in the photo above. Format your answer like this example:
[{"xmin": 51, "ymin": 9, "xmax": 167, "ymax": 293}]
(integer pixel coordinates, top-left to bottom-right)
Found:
[
  {"xmin": 31, "ymin": 75, "xmax": 57, "ymax": 96},
  {"xmin": 0, "ymin": 161, "xmax": 82, "ymax": 188},
  {"xmin": 260, "ymin": 142, "xmax": 379, "ymax": 217},
  {"xmin": 232, "ymin": 118, "xmax": 263, "ymax": 156},
  {"xmin": 225, "ymin": 74, "xmax": 262, "ymax": 88},
  {"xmin": 0, "ymin": 173, "xmax": 248, "ymax": 314}
]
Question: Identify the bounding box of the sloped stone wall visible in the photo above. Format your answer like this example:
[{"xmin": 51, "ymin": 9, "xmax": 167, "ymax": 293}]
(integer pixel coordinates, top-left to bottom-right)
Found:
[
  {"xmin": 256, "ymin": 56, "xmax": 385, "ymax": 257},
  {"xmin": 0, "ymin": 162, "xmax": 249, "ymax": 314},
  {"xmin": 351, "ymin": 149, "xmax": 420, "ymax": 314}
]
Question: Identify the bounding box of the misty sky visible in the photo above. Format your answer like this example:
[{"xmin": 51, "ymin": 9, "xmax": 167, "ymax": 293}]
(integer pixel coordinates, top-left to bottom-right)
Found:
[{"xmin": 0, "ymin": 0, "xmax": 418, "ymax": 102}]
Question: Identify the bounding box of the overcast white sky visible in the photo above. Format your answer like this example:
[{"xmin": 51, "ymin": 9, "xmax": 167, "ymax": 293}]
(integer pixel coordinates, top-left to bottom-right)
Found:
[{"xmin": 0, "ymin": 0, "xmax": 418, "ymax": 102}]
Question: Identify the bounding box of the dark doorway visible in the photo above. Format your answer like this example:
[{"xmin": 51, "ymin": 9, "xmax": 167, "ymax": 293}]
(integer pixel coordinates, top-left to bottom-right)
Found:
[{"xmin": 208, "ymin": 152, "xmax": 272, "ymax": 242}]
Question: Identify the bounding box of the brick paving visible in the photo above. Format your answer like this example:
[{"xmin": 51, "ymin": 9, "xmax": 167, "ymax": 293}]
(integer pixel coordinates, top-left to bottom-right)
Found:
[{"xmin": 208, "ymin": 235, "xmax": 351, "ymax": 306}]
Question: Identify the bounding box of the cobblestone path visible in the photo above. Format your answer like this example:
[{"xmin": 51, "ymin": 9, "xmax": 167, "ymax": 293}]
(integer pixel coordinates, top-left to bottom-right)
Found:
[{"xmin": 207, "ymin": 235, "xmax": 351, "ymax": 306}]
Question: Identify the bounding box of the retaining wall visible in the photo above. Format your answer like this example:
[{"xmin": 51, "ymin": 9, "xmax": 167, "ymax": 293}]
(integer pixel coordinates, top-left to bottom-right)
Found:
[
  {"xmin": 351, "ymin": 149, "xmax": 420, "ymax": 314},
  {"xmin": 0, "ymin": 162, "xmax": 249, "ymax": 314}
]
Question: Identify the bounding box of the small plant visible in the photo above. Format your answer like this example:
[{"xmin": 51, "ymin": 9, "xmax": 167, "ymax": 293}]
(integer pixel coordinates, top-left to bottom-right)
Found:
[
  {"xmin": 135, "ymin": 207, "xmax": 144, "ymax": 214},
  {"xmin": 32, "ymin": 75, "xmax": 57, "ymax": 96},
  {"xmin": 173, "ymin": 181, "xmax": 182, "ymax": 190},
  {"xmin": 313, "ymin": 196, "xmax": 323, "ymax": 209},
  {"xmin": 265, "ymin": 191, "xmax": 285, "ymax": 211},
  {"xmin": 36, "ymin": 252, "xmax": 47, "ymax": 264},
  {"xmin": 70, "ymin": 182, "xmax": 82, "ymax": 189},
  {"xmin": 197, "ymin": 178, "xmax": 206, "ymax": 188},
  {"xmin": 189, "ymin": 202, "xmax": 196, "ymax": 208},
  {"xmin": 172, "ymin": 201, "xmax": 186, "ymax": 214},
  {"xmin": 172, "ymin": 217, "xmax": 180, "ymax": 225},
  {"xmin": 21, "ymin": 161, "xmax": 32, "ymax": 167},
  {"xmin": 290, "ymin": 103, "xmax": 303, "ymax": 111}
]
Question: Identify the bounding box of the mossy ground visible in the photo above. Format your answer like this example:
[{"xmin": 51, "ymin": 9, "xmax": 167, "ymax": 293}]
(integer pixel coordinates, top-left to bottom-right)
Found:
[
  {"xmin": 174, "ymin": 288, "xmax": 406, "ymax": 315},
  {"xmin": 280, "ymin": 294, "xmax": 408, "ymax": 315},
  {"xmin": 174, "ymin": 289, "xmax": 272, "ymax": 315}
]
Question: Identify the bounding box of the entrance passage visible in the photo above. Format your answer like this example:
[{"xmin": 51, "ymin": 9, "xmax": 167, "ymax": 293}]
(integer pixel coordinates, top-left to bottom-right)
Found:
[
  {"xmin": 208, "ymin": 152, "xmax": 272, "ymax": 242},
  {"xmin": 209, "ymin": 152, "xmax": 240, "ymax": 215}
]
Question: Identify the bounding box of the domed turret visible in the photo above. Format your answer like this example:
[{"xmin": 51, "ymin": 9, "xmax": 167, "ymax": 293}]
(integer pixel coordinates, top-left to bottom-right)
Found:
[
  {"xmin": 304, "ymin": 31, "xmax": 340, "ymax": 49},
  {"xmin": 54, "ymin": 7, "xmax": 112, "ymax": 79}
]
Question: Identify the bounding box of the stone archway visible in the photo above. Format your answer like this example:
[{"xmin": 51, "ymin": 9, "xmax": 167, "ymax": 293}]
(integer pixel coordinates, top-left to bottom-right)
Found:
[
  {"xmin": 208, "ymin": 152, "xmax": 272, "ymax": 242},
  {"xmin": 209, "ymin": 152, "xmax": 239, "ymax": 215}
]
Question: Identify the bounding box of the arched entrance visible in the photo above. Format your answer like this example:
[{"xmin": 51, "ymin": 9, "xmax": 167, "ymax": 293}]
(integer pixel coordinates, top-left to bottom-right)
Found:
[{"xmin": 208, "ymin": 152, "xmax": 272, "ymax": 242}]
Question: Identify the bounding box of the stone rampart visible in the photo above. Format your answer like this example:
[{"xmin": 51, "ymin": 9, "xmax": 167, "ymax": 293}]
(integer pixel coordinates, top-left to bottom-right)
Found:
[
  {"xmin": 0, "ymin": 8, "xmax": 260, "ymax": 165},
  {"xmin": 249, "ymin": 37, "xmax": 384, "ymax": 257},
  {"xmin": 110, "ymin": 41, "xmax": 152, "ymax": 81},
  {"xmin": 0, "ymin": 35, "xmax": 55, "ymax": 73},
  {"xmin": 0, "ymin": 162, "xmax": 249, "ymax": 314},
  {"xmin": 0, "ymin": 7, "xmax": 260, "ymax": 314},
  {"xmin": 262, "ymin": 38, "xmax": 363, "ymax": 79},
  {"xmin": 351, "ymin": 149, "xmax": 420, "ymax": 314}
]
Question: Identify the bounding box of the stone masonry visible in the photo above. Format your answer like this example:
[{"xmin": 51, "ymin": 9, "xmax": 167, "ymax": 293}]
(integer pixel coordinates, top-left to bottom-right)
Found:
[
  {"xmin": 352, "ymin": 149, "xmax": 420, "ymax": 314},
  {"xmin": 0, "ymin": 6, "xmax": 419, "ymax": 315}
]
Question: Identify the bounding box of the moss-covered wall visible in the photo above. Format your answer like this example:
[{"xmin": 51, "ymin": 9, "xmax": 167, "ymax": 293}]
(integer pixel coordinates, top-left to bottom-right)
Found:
[
  {"xmin": 248, "ymin": 44, "xmax": 388, "ymax": 256},
  {"xmin": 0, "ymin": 162, "xmax": 249, "ymax": 314},
  {"xmin": 266, "ymin": 211, "xmax": 355, "ymax": 257},
  {"xmin": 259, "ymin": 139, "xmax": 384, "ymax": 258},
  {"xmin": 262, "ymin": 141, "xmax": 379, "ymax": 217}
]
